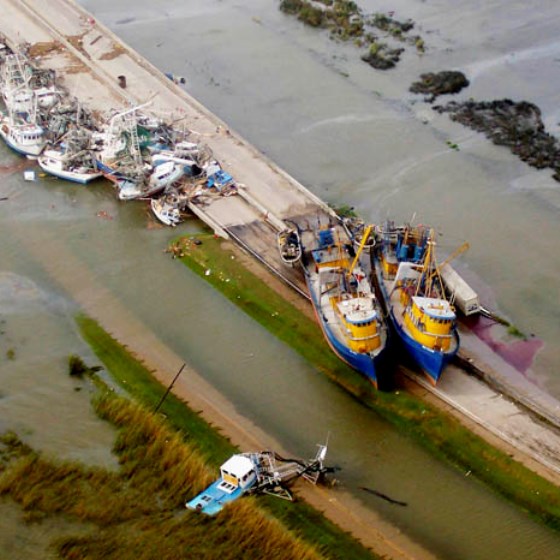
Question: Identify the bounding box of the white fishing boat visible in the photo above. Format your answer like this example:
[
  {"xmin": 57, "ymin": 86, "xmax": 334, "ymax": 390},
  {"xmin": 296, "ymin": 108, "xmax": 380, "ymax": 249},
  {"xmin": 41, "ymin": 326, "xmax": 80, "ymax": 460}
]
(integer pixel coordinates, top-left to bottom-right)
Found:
[
  {"xmin": 118, "ymin": 160, "xmax": 184, "ymax": 200},
  {"xmin": 277, "ymin": 226, "xmax": 302, "ymax": 265},
  {"xmin": 0, "ymin": 111, "xmax": 45, "ymax": 156},
  {"xmin": 151, "ymin": 151, "xmax": 203, "ymax": 178},
  {"xmin": 38, "ymin": 149, "xmax": 102, "ymax": 184},
  {"xmin": 95, "ymin": 104, "xmax": 147, "ymax": 182},
  {"xmin": 34, "ymin": 86, "xmax": 60, "ymax": 110}
]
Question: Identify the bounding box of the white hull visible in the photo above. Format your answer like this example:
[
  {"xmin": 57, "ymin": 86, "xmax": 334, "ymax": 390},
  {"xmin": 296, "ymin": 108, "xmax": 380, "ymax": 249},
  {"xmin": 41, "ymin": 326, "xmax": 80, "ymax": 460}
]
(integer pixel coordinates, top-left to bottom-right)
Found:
[
  {"xmin": 0, "ymin": 121, "xmax": 45, "ymax": 157},
  {"xmin": 37, "ymin": 156, "xmax": 103, "ymax": 184},
  {"xmin": 150, "ymin": 198, "xmax": 182, "ymax": 227}
]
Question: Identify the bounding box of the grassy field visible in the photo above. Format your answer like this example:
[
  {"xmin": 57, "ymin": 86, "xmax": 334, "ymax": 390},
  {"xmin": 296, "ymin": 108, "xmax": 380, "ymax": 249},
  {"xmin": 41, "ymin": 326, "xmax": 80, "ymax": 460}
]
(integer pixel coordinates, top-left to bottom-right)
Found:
[
  {"xmin": 0, "ymin": 386, "xmax": 324, "ymax": 560},
  {"xmin": 168, "ymin": 233, "xmax": 560, "ymax": 531},
  {"xmin": 75, "ymin": 314, "xmax": 378, "ymax": 559}
]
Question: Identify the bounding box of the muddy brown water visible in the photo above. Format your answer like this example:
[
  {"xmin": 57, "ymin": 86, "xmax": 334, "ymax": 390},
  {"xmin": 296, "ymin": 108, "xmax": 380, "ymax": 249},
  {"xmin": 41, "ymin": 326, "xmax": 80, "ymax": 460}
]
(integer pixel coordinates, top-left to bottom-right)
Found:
[{"xmin": 1, "ymin": 0, "xmax": 560, "ymax": 557}]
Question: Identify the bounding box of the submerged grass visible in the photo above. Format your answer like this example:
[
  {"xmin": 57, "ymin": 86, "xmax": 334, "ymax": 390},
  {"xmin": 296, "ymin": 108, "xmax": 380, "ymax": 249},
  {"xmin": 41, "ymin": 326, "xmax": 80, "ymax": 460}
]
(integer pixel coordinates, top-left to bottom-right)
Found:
[
  {"xmin": 170, "ymin": 233, "xmax": 560, "ymax": 531},
  {"xmin": 76, "ymin": 314, "xmax": 378, "ymax": 559}
]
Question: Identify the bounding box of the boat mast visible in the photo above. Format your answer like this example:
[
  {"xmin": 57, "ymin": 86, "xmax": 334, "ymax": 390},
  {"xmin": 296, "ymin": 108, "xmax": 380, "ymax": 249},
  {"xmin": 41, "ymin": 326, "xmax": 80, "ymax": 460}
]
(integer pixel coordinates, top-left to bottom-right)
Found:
[{"xmin": 347, "ymin": 224, "xmax": 373, "ymax": 279}]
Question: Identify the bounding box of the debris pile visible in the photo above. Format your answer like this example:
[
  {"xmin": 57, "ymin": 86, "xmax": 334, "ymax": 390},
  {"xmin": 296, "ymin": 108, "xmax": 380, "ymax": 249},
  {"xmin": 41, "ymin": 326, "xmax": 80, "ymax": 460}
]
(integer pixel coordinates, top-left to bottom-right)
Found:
[{"xmin": 0, "ymin": 37, "xmax": 240, "ymax": 226}]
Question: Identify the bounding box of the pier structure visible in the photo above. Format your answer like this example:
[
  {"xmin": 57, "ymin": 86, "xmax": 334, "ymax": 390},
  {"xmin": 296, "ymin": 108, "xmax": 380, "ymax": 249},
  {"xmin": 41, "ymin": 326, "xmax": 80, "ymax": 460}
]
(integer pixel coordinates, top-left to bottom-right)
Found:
[{"xmin": 2, "ymin": 0, "xmax": 560, "ymax": 484}]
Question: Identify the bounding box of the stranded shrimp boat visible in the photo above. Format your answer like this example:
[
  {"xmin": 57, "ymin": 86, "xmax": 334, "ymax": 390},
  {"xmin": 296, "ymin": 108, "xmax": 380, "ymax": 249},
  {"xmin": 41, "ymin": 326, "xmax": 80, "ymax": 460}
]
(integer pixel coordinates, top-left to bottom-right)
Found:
[
  {"xmin": 301, "ymin": 223, "xmax": 388, "ymax": 388},
  {"xmin": 186, "ymin": 443, "xmax": 330, "ymax": 515},
  {"xmin": 375, "ymin": 223, "xmax": 459, "ymax": 384},
  {"xmin": 38, "ymin": 148, "xmax": 102, "ymax": 183},
  {"xmin": 37, "ymin": 128, "xmax": 102, "ymax": 184},
  {"xmin": 0, "ymin": 105, "xmax": 46, "ymax": 157}
]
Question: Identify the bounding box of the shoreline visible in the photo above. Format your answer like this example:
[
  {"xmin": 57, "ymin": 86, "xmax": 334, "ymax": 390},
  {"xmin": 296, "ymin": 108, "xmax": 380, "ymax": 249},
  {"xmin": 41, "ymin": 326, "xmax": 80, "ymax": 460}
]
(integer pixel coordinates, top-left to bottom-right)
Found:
[{"xmin": 2, "ymin": 0, "xmax": 559, "ymax": 460}]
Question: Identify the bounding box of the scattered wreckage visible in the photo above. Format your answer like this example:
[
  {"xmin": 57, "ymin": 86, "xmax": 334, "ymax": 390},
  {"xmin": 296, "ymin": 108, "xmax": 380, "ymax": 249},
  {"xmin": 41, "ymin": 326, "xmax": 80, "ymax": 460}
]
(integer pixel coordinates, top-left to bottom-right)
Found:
[{"xmin": 0, "ymin": 36, "xmax": 238, "ymax": 227}]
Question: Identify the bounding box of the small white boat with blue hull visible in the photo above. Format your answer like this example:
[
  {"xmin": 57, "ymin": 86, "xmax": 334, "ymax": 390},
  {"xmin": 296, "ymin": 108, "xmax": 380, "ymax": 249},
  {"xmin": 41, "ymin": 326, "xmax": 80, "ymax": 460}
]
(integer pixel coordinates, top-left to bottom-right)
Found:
[{"xmin": 186, "ymin": 443, "xmax": 330, "ymax": 515}]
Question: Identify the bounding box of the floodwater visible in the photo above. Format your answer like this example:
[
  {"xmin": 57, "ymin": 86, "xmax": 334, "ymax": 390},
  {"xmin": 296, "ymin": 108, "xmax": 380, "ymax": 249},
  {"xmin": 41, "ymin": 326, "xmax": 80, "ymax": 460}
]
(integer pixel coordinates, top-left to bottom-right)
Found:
[{"xmin": 1, "ymin": 0, "xmax": 560, "ymax": 558}]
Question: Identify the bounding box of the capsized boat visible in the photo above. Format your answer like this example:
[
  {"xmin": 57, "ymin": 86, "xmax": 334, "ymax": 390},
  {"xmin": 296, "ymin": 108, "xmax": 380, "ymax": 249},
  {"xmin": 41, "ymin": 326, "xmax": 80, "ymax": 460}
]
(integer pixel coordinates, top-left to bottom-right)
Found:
[
  {"xmin": 277, "ymin": 225, "xmax": 302, "ymax": 265},
  {"xmin": 186, "ymin": 443, "xmax": 330, "ymax": 516},
  {"xmin": 117, "ymin": 160, "xmax": 184, "ymax": 200},
  {"xmin": 301, "ymin": 223, "xmax": 388, "ymax": 388},
  {"xmin": 374, "ymin": 222, "xmax": 459, "ymax": 384},
  {"xmin": 150, "ymin": 191, "xmax": 188, "ymax": 227}
]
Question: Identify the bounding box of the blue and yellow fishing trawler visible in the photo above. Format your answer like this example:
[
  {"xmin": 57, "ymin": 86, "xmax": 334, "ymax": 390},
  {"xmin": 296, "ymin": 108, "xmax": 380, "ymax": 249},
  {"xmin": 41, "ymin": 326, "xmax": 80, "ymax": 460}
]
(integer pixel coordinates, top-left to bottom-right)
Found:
[
  {"xmin": 375, "ymin": 222, "xmax": 459, "ymax": 384},
  {"xmin": 301, "ymin": 223, "xmax": 388, "ymax": 388}
]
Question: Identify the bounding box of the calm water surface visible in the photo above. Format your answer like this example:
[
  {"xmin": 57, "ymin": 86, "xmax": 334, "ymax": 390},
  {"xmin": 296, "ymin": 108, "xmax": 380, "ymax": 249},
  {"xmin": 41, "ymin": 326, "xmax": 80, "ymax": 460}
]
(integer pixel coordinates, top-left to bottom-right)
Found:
[{"xmin": 1, "ymin": 0, "xmax": 560, "ymax": 558}]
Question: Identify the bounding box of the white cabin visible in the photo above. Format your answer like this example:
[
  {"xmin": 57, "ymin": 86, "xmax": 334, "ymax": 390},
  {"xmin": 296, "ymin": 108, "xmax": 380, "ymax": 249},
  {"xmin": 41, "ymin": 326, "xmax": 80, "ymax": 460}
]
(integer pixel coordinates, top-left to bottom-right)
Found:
[{"xmin": 218, "ymin": 454, "xmax": 257, "ymax": 493}]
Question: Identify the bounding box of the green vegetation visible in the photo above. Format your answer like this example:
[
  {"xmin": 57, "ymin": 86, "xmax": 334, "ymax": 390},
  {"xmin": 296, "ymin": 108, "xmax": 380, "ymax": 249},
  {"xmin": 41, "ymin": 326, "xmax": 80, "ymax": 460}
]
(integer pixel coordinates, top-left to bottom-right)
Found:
[
  {"xmin": 170, "ymin": 233, "xmax": 560, "ymax": 531},
  {"xmin": 279, "ymin": 1, "xmax": 423, "ymax": 68},
  {"xmin": 6, "ymin": 348, "xmax": 15, "ymax": 360},
  {"xmin": 75, "ymin": 314, "xmax": 234, "ymax": 467},
  {"xmin": 507, "ymin": 325, "xmax": 526, "ymax": 339},
  {"xmin": 0, "ymin": 387, "xmax": 322, "ymax": 560},
  {"xmin": 329, "ymin": 203, "xmax": 357, "ymax": 218},
  {"xmin": 76, "ymin": 314, "xmax": 378, "ymax": 559}
]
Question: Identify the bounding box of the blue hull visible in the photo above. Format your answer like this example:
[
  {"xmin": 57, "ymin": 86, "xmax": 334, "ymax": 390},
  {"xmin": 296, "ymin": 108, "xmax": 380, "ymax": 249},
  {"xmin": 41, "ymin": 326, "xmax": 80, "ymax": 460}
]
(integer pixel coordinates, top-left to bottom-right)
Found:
[
  {"xmin": 374, "ymin": 254, "xmax": 458, "ymax": 384},
  {"xmin": 390, "ymin": 309, "xmax": 458, "ymax": 384},
  {"xmin": 95, "ymin": 159, "xmax": 126, "ymax": 183},
  {"xmin": 306, "ymin": 273, "xmax": 382, "ymax": 388},
  {"xmin": 186, "ymin": 478, "xmax": 247, "ymax": 516}
]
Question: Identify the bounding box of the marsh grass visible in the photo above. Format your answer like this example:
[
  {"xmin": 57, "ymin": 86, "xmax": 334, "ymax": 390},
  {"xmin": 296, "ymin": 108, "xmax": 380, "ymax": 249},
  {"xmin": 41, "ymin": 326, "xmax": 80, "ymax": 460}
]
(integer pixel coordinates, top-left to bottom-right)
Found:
[
  {"xmin": 0, "ymin": 385, "xmax": 325, "ymax": 559},
  {"xmin": 171, "ymin": 233, "xmax": 560, "ymax": 531},
  {"xmin": 76, "ymin": 314, "xmax": 378, "ymax": 559},
  {"xmin": 76, "ymin": 314, "xmax": 235, "ymax": 468}
]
